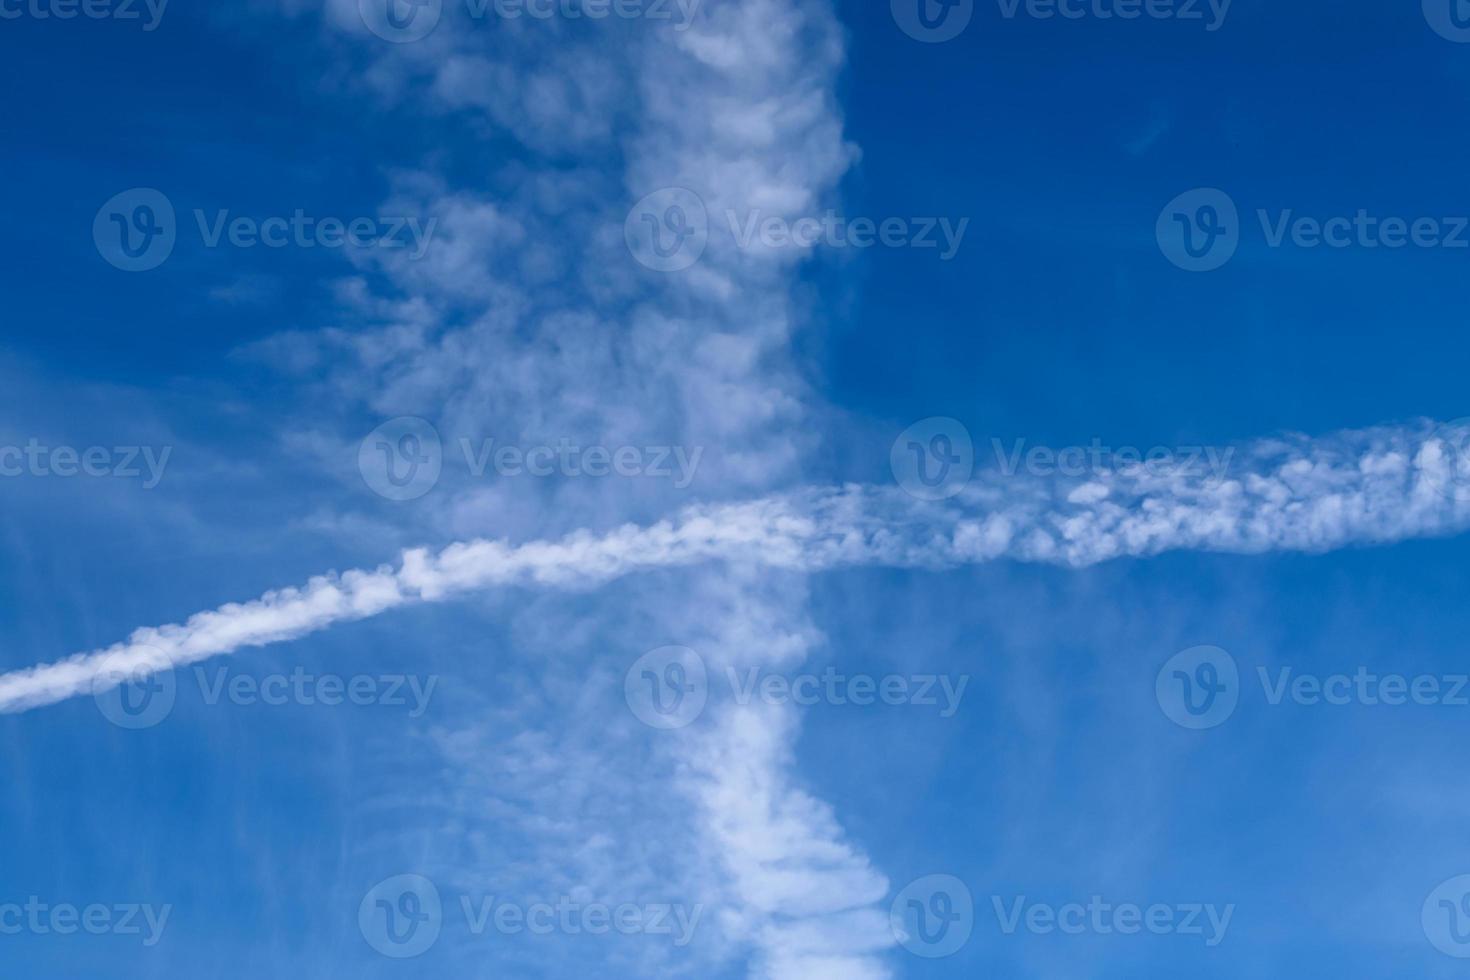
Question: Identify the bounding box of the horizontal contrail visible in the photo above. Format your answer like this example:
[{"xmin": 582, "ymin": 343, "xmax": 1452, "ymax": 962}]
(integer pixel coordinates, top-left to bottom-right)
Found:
[{"xmin": 3, "ymin": 418, "xmax": 1466, "ymax": 715}]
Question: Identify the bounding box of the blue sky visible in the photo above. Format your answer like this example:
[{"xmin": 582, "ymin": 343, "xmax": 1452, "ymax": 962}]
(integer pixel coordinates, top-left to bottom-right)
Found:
[{"xmin": 4, "ymin": 0, "xmax": 1470, "ymax": 977}]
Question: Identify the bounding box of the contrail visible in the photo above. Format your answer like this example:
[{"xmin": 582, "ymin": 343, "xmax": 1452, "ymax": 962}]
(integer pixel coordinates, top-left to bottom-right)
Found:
[{"xmin": 2, "ymin": 418, "xmax": 1466, "ymax": 715}]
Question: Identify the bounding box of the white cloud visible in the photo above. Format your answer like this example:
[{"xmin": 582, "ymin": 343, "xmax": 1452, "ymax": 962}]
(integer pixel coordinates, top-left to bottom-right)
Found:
[{"xmin": 8, "ymin": 417, "xmax": 1470, "ymax": 719}]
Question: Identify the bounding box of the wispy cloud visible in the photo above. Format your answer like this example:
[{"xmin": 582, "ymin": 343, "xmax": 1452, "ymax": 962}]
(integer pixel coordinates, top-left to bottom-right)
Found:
[{"xmin": 7, "ymin": 417, "xmax": 1467, "ymax": 719}]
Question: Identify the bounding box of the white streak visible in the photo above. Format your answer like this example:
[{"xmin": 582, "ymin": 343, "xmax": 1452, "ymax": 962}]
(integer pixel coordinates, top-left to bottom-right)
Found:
[{"xmin": 6, "ymin": 419, "xmax": 1467, "ymax": 717}]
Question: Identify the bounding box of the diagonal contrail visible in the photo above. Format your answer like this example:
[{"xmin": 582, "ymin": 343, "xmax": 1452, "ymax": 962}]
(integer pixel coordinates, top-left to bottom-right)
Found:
[{"xmin": 2, "ymin": 418, "xmax": 1466, "ymax": 715}]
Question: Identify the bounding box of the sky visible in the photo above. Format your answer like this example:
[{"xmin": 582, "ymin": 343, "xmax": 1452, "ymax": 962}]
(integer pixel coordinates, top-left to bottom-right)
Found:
[{"xmin": 3, "ymin": 0, "xmax": 1470, "ymax": 976}]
